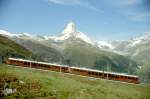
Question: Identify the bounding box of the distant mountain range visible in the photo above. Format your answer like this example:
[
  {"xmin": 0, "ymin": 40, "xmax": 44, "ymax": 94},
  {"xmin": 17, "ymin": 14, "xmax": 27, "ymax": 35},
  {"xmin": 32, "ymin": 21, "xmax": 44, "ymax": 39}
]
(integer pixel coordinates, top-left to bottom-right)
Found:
[
  {"xmin": 111, "ymin": 32, "xmax": 150, "ymax": 64},
  {"xmin": 1, "ymin": 22, "xmax": 150, "ymax": 74}
]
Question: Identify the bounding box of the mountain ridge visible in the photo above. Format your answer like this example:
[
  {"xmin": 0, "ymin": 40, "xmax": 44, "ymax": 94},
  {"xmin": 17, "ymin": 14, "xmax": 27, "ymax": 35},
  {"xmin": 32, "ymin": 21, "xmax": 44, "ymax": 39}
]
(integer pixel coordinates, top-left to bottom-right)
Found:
[
  {"xmin": 1, "ymin": 22, "xmax": 150, "ymax": 62},
  {"xmin": 0, "ymin": 22, "xmax": 138, "ymax": 74}
]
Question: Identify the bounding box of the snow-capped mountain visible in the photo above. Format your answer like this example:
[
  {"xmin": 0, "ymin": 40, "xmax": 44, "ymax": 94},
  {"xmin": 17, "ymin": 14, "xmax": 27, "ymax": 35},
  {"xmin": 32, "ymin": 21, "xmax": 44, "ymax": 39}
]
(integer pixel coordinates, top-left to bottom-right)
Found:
[
  {"xmin": 0, "ymin": 30, "xmax": 16, "ymax": 37},
  {"xmin": 128, "ymin": 32, "xmax": 150, "ymax": 47},
  {"xmin": 1, "ymin": 22, "xmax": 150, "ymax": 54},
  {"xmin": 111, "ymin": 32, "xmax": 150, "ymax": 63},
  {"xmin": 0, "ymin": 30, "xmax": 33, "ymax": 39},
  {"xmin": 96, "ymin": 41, "xmax": 114, "ymax": 49},
  {"xmin": 0, "ymin": 22, "xmax": 115, "ymax": 49},
  {"xmin": 113, "ymin": 32, "xmax": 150, "ymax": 49},
  {"xmin": 41, "ymin": 22, "xmax": 113, "ymax": 49},
  {"xmin": 39, "ymin": 22, "xmax": 93, "ymax": 44},
  {"xmin": 1, "ymin": 22, "xmax": 150, "ymax": 66}
]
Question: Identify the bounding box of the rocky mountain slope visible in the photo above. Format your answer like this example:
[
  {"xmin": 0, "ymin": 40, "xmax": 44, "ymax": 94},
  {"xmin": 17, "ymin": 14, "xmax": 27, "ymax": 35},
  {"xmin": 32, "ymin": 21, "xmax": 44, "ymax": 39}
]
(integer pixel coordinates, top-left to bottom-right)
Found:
[
  {"xmin": 13, "ymin": 38, "xmax": 65, "ymax": 63},
  {"xmin": 111, "ymin": 32, "xmax": 150, "ymax": 64},
  {"xmin": 0, "ymin": 35, "xmax": 38, "ymax": 60}
]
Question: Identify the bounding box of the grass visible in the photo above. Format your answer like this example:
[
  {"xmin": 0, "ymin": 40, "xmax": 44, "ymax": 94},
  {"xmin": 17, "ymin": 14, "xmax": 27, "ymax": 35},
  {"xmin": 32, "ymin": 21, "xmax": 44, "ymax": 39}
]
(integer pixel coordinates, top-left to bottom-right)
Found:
[{"xmin": 0, "ymin": 64, "xmax": 150, "ymax": 99}]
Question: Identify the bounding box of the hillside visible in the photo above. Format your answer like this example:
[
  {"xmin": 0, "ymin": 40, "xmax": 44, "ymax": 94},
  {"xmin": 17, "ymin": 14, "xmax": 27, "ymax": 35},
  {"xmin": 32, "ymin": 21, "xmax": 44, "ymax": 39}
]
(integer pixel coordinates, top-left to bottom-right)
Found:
[
  {"xmin": 0, "ymin": 35, "xmax": 38, "ymax": 60},
  {"xmin": 13, "ymin": 38, "xmax": 64, "ymax": 63},
  {"xmin": 61, "ymin": 40, "xmax": 137, "ymax": 74},
  {"xmin": 0, "ymin": 64, "xmax": 150, "ymax": 99}
]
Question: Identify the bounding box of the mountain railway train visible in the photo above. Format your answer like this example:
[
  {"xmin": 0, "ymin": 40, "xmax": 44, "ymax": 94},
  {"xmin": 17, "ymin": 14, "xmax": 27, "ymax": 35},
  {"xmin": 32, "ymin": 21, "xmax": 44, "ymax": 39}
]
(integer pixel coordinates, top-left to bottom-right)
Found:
[{"xmin": 6, "ymin": 58, "xmax": 139, "ymax": 84}]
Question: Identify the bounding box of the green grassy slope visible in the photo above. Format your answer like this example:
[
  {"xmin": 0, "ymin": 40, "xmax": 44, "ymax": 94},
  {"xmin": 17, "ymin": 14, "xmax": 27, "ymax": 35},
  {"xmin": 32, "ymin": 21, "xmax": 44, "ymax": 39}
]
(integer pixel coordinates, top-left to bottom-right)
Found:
[
  {"xmin": 0, "ymin": 64, "xmax": 149, "ymax": 99},
  {"xmin": 0, "ymin": 35, "xmax": 38, "ymax": 60}
]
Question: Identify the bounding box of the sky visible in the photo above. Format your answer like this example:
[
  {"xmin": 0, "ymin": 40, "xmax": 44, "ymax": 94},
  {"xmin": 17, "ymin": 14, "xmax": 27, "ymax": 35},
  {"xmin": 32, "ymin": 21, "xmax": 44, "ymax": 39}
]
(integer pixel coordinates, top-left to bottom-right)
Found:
[{"xmin": 0, "ymin": 0, "xmax": 150, "ymax": 41}]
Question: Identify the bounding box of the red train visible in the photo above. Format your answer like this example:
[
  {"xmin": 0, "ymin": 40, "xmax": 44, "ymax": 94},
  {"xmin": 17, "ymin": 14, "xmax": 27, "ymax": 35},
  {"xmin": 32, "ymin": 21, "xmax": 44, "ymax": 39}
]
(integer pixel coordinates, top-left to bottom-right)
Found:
[{"xmin": 6, "ymin": 58, "xmax": 139, "ymax": 84}]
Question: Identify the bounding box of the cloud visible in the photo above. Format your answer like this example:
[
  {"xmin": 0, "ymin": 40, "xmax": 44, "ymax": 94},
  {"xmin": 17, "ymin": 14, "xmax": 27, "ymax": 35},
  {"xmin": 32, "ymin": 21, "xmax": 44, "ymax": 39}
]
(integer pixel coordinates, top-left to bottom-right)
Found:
[
  {"xmin": 128, "ymin": 12, "xmax": 150, "ymax": 21},
  {"xmin": 48, "ymin": 0, "xmax": 98, "ymax": 11},
  {"xmin": 48, "ymin": 0, "xmax": 81, "ymax": 5},
  {"xmin": 109, "ymin": 0, "xmax": 149, "ymax": 22},
  {"xmin": 119, "ymin": 0, "xmax": 141, "ymax": 6},
  {"xmin": 110, "ymin": 0, "xmax": 141, "ymax": 6}
]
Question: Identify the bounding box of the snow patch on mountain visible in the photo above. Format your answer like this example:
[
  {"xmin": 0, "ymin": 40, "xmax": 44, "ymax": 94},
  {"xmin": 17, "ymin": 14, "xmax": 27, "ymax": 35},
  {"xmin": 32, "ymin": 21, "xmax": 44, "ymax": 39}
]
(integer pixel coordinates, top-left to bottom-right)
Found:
[
  {"xmin": 0, "ymin": 30, "xmax": 16, "ymax": 37},
  {"xmin": 128, "ymin": 40, "xmax": 142, "ymax": 47},
  {"xmin": 0, "ymin": 30, "xmax": 33, "ymax": 38},
  {"xmin": 128, "ymin": 32, "xmax": 150, "ymax": 47},
  {"xmin": 134, "ymin": 32, "xmax": 150, "ymax": 40},
  {"xmin": 62, "ymin": 21, "xmax": 76, "ymax": 34},
  {"xmin": 14, "ymin": 33, "xmax": 33, "ymax": 38},
  {"xmin": 97, "ymin": 41, "xmax": 114, "ymax": 49}
]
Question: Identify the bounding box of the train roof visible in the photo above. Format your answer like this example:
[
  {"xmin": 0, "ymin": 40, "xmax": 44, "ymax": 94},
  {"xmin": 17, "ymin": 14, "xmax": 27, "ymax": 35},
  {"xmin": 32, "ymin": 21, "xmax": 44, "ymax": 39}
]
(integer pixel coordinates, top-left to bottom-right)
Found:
[
  {"xmin": 8, "ymin": 58, "xmax": 68, "ymax": 67},
  {"xmin": 8, "ymin": 58, "xmax": 138, "ymax": 78}
]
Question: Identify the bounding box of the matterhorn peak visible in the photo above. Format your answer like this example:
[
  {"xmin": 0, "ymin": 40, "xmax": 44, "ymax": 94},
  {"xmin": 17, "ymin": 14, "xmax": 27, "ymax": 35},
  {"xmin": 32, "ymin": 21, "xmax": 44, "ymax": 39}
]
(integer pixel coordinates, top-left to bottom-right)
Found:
[
  {"xmin": 36, "ymin": 22, "xmax": 93, "ymax": 44},
  {"xmin": 62, "ymin": 21, "xmax": 76, "ymax": 34}
]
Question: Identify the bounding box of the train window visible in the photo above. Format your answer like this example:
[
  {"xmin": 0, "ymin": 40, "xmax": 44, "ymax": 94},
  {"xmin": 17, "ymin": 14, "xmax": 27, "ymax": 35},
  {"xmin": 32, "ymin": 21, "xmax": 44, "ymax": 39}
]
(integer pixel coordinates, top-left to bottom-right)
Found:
[
  {"xmin": 80, "ymin": 70, "xmax": 83, "ymax": 72},
  {"xmin": 32, "ymin": 63, "xmax": 36, "ymax": 65},
  {"xmin": 88, "ymin": 72, "xmax": 91, "ymax": 74},
  {"xmin": 135, "ymin": 78, "xmax": 138, "ymax": 80},
  {"xmin": 130, "ymin": 77, "xmax": 134, "ymax": 80},
  {"xmin": 45, "ymin": 65, "xmax": 48, "ymax": 67},
  {"xmin": 111, "ymin": 75, "xmax": 114, "ymax": 78},
  {"xmin": 108, "ymin": 74, "xmax": 111, "ymax": 77},
  {"xmin": 25, "ymin": 62, "xmax": 28, "ymax": 65},
  {"xmin": 39, "ymin": 64, "xmax": 42, "ymax": 67},
  {"xmin": 99, "ymin": 73, "xmax": 102, "ymax": 76},
  {"xmin": 95, "ymin": 72, "xmax": 98, "ymax": 75}
]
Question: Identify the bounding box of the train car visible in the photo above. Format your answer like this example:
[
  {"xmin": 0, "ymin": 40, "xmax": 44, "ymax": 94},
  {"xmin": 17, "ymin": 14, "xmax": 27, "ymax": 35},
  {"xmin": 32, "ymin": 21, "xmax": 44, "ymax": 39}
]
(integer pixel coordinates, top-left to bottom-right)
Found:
[
  {"xmin": 70, "ymin": 67, "xmax": 139, "ymax": 83},
  {"xmin": 6, "ymin": 58, "xmax": 139, "ymax": 84},
  {"xmin": 6, "ymin": 58, "xmax": 69, "ymax": 72}
]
